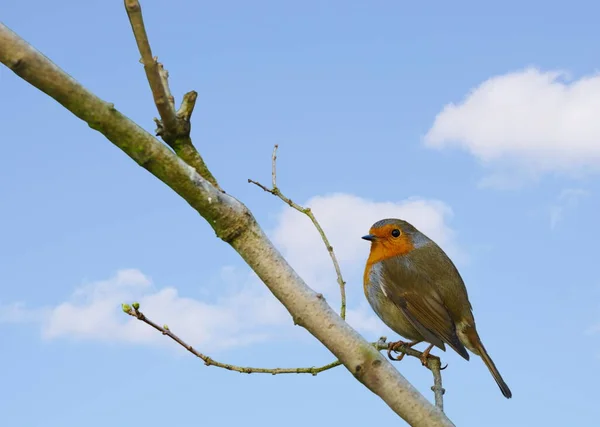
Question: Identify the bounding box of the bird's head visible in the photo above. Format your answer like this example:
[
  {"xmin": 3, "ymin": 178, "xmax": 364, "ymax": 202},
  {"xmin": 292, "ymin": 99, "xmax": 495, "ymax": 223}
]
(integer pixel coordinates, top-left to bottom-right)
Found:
[{"xmin": 362, "ymin": 218, "xmax": 424, "ymax": 261}]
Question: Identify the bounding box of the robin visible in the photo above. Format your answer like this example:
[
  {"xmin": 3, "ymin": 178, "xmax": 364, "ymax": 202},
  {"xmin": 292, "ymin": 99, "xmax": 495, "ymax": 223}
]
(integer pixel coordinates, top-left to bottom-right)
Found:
[{"xmin": 362, "ymin": 218, "xmax": 512, "ymax": 399}]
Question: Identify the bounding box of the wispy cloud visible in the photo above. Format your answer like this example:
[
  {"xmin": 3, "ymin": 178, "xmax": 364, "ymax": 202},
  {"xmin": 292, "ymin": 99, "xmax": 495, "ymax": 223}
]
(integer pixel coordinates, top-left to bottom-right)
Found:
[
  {"xmin": 549, "ymin": 188, "xmax": 589, "ymax": 229},
  {"xmin": 0, "ymin": 302, "xmax": 48, "ymax": 323}
]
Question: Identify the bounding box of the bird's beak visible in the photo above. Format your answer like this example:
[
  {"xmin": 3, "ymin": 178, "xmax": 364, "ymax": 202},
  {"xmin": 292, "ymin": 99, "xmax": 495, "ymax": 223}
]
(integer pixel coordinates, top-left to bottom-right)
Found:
[{"xmin": 361, "ymin": 234, "xmax": 376, "ymax": 242}]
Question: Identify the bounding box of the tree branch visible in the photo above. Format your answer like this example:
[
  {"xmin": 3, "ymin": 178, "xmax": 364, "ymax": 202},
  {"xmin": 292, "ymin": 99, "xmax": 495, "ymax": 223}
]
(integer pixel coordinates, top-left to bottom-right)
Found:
[
  {"xmin": 123, "ymin": 0, "xmax": 221, "ymax": 191},
  {"xmin": 0, "ymin": 22, "xmax": 453, "ymax": 427},
  {"xmin": 122, "ymin": 302, "xmax": 445, "ymax": 411},
  {"xmin": 124, "ymin": 0, "xmax": 177, "ymax": 135},
  {"xmin": 429, "ymin": 357, "xmax": 446, "ymax": 411},
  {"xmin": 122, "ymin": 303, "xmax": 342, "ymax": 375},
  {"xmin": 249, "ymin": 145, "xmax": 347, "ymax": 319}
]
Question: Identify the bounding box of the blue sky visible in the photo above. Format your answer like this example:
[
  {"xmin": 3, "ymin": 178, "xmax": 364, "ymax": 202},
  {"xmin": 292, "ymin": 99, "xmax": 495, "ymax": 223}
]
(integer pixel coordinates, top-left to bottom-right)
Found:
[{"xmin": 2, "ymin": 0, "xmax": 600, "ymax": 425}]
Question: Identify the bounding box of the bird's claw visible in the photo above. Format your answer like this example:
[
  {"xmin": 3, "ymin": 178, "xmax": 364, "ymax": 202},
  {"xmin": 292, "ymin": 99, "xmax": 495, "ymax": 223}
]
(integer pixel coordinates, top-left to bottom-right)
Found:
[
  {"xmin": 387, "ymin": 340, "xmax": 421, "ymax": 362},
  {"xmin": 387, "ymin": 352, "xmax": 405, "ymax": 361},
  {"xmin": 419, "ymin": 343, "xmax": 435, "ymax": 366},
  {"xmin": 387, "ymin": 340, "xmax": 408, "ymax": 361}
]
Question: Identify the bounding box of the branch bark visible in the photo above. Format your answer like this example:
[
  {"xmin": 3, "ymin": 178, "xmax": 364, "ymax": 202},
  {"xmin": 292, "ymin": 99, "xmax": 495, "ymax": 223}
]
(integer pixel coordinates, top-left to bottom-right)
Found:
[{"xmin": 0, "ymin": 22, "xmax": 453, "ymax": 427}]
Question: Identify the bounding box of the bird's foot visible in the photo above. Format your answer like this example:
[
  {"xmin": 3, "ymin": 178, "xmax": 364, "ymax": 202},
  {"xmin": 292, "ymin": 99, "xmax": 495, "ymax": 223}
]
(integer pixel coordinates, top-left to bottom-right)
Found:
[
  {"xmin": 419, "ymin": 343, "xmax": 435, "ymax": 366},
  {"xmin": 387, "ymin": 339, "xmax": 421, "ymax": 361}
]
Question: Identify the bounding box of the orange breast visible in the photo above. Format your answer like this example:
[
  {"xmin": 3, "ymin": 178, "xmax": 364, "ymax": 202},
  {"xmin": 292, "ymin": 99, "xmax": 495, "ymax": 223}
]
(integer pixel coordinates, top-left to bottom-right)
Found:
[
  {"xmin": 363, "ymin": 227, "xmax": 416, "ymax": 298},
  {"xmin": 363, "ymin": 235, "xmax": 413, "ymax": 293}
]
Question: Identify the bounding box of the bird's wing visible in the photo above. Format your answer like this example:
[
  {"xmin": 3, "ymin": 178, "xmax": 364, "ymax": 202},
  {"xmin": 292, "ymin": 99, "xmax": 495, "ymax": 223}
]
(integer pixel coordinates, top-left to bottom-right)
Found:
[{"xmin": 380, "ymin": 257, "xmax": 470, "ymax": 360}]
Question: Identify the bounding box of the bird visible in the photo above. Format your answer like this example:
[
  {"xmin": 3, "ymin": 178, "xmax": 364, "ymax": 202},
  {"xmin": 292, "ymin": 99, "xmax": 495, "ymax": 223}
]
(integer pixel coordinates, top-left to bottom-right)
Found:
[{"xmin": 362, "ymin": 218, "xmax": 512, "ymax": 399}]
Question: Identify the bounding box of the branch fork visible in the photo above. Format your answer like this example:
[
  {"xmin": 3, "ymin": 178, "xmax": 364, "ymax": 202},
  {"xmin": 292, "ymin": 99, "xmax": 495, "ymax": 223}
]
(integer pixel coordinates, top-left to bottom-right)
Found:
[{"xmin": 124, "ymin": 0, "xmax": 220, "ymax": 190}]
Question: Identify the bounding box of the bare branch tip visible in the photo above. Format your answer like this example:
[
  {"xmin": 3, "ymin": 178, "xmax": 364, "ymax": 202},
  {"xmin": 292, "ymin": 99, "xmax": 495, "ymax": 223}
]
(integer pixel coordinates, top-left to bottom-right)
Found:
[
  {"xmin": 124, "ymin": 0, "xmax": 141, "ymax": 12},
  {"xmin": 184, "ymin": 90, "xmax": 198, "ymax": 101},
  {"xmin": 177, "ymin": 91, "xmax": 198, "ymax": 121}
]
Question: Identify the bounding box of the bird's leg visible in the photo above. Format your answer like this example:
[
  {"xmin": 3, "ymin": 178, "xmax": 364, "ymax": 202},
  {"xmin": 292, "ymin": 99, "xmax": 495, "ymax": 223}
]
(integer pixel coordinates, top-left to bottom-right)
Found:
[
  {"xmin": 387, "ymin": 339, "xmax": 421, "ymax": 361},
  {"xmin": 419, "ymin": 343, "xmax": 435, "ymax": 366}
]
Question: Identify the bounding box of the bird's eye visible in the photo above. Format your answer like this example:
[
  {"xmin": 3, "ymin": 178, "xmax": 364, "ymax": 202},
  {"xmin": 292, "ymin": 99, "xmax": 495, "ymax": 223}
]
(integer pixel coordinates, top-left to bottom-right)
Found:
[{"xmin": 391, "ymin": 229, "xmax": 401, "ymax": 238}]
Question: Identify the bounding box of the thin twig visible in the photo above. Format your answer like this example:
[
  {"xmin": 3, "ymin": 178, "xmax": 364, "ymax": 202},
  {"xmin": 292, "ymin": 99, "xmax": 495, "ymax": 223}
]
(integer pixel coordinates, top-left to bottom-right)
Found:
[
  {"xmin": 271, "ymin": 144, "xmax": 278, "ymax": 188},
  {"xmin": 428, "ymin": 357, "xmax": 446, "ymax": 411},
  {"xmin": 122, "ymin": 304, "xmax": 341, "ymax": 375},
  {"xmin": 121, "ymin": 304, "xmax": 444, "ymax": 409},
  {"xmin": 249, "ymin": 145, "xmax": 347, "ymax": 319}
]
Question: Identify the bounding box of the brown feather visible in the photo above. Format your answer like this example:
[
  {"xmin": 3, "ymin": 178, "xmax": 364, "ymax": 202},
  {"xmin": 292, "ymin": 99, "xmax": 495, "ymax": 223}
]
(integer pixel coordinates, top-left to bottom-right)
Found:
[
  {"xmin": 378, "ymin": 259, "xmax": 470, "ymax": 360},
  {"xmin": 464, "ymin": 325, "xmax": 512, "ymax": 398}
]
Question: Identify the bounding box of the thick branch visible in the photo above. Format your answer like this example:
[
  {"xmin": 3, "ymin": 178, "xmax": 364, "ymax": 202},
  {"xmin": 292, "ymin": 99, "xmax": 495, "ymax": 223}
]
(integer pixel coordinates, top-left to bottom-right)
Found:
[
  {"xmin": 249, "ymin": 145, "xmax": 347, "ymax": 319},
  {"xmin": 0, "ymin": 24, "xmax": 453, "ymax": 427}
]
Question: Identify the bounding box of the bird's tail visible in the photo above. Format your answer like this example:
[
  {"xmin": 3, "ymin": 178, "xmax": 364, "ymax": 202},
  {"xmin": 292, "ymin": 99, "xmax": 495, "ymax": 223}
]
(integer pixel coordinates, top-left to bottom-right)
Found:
[{"xmin": 474, "ymin": 340, "xmax": 512, "ymax": 399}]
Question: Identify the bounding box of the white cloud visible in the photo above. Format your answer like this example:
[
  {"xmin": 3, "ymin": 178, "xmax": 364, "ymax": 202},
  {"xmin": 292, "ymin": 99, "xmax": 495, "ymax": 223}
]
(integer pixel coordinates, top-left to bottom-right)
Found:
[
  {"xmin": 424, "ymin": 68, "xmax": 600, "ymax": 185},
  {"xmin": 550, "ymin": 188, "xmax": 589, "ymax": 229},
  {"xmin": 2, "ymin": 193, "xmax": 459, "ymax": 349},
  {"xmin": 1, "ymin": 269, "xmax": 289, "ymax": 352}
]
